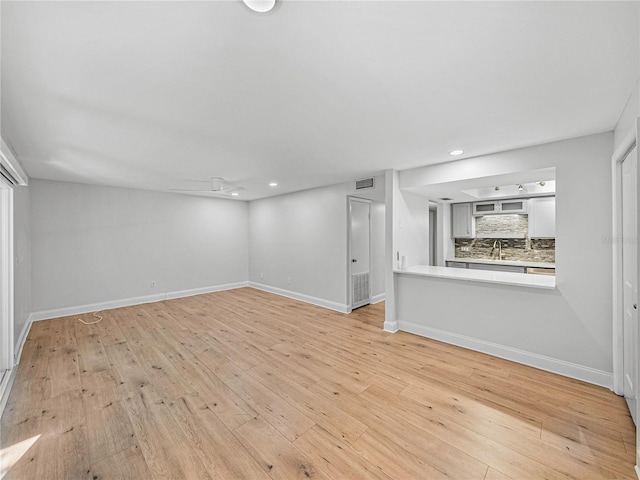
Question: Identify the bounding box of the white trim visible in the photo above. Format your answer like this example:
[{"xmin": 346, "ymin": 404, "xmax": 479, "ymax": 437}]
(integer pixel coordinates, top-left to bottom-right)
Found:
[
  {"xmin": 164, "ymin": 282, "xmax": 248, "ymax": 300},
  {"xmin": 612, "ymin": 125, "xmax": 638, "ymax": 395},
  {"xmin": 13, "ymin": 319, "xmax": 32, "ymax": 364},
  {"xmin": 383, "ymin": 319, "xmax": 398, "ymax": 333},
  {"xmin": 371, "ymin": 293, "xmax": 385, "ymax": 304},
  {"xmin": 348, "ymin": 197, "xmax": 373, "ymax": 311},
  {"xmin": 0, "ymin": 366, "xmax": 18, "ymax": 418},
  {"xmin": 29, "ymin": 281, "xmax": 249, "ymax": 322},
  {"xmin": 0, "ymin": 138, "xmax": 28, "ymax": 186},
  {"xmin": 398, "ymin": 319, "xmax": 613, "ymax": 388},
  {"xmin": 249, "ymin": 282, "xmax": 350, "ymax": 313},
  {"xmin": 635, "ymin": 464, "xmax": 640, "ymax": 480},
  {"xmin": 0, "ymin": 181, "xmax": 14, "ymax": 376}
]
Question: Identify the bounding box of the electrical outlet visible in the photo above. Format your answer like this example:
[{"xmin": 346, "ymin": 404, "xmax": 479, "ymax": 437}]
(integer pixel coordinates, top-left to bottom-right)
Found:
[
  {"xmin": 260, "ymin": 273, "xmax": 264, "ymax": 279},
  {"xmin": 151, "ymin": 280, "xmax": 156, "ymax": 288},
  {"xmin": 287, "ymin": 277, "xmax": 291, "ymax": 285}
]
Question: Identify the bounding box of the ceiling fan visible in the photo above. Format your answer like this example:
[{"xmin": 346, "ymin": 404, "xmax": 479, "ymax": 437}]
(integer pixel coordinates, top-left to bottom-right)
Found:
[{"xmin": 171, "ymin": 177, "xmax": 244, "ymax": 197}]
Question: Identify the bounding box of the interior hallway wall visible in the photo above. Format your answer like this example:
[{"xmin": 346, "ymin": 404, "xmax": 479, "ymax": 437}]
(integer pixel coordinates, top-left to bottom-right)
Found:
[
  {"xmin": 249, "ymin": 176, "xmax": 385, "ymax": 312},
  {"xmin": 371, "ymin": 201, "xmax": 385, "ymax": 300}
]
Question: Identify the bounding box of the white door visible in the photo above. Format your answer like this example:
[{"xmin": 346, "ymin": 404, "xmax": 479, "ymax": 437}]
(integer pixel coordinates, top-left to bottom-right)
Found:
[
  {"xmin": 622, "ymin": 146, "xmax": 638, "ymax": 423},
  {"xmin": 349, "ymin": 198, "xmax": 371, "ymax": 309}
]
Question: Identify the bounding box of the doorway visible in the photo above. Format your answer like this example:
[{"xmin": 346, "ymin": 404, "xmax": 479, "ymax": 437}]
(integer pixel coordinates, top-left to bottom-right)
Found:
[
  {"xmin": 429, "ymin": 202, "xmax": 437, "ymax": 266},
  {"xmin": 349, "ymin": 197, "xmax": 371, "ymax": 310},
  {"xmin": 622, "ymin": 145, "xmax": 639, "ymax": 423}
]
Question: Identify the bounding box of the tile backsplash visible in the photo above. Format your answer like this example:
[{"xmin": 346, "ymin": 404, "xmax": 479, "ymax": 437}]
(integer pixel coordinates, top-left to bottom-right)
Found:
[
  {"xmin": 476, "ymin": 214, "xmax": 527, "ymax": 237},
  {"xmin": 455, "ymin": 214, "xmax": 555, "ymax": 263}
]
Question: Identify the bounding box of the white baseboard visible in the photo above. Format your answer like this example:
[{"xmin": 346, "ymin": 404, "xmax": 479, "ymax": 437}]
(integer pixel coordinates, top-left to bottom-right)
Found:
[
  {"xmin": 14, "ymin": 319, "xmax": 32, "ymax": 364},
  {"xmin": 164, "ymin": 282, "xmax": 249, "ymax": 300},
  {"xmin": 383, "ymin": 320, "xmax": 398, "ymax": 333},
  {"xmin": 0, "ymin": 366, "xmax": 18, "ymax": 418},
  {"xmin": 635, "ymin": 464, "xmax": 640, "ymax": 480},
  {"xmin": 29, "ymin": 281, "xmax": 250, "ymax": 322},
  {"xmin": 397, "ymin": 320, "xmax": 613, "ymax": 389},
  {"xmin": 371, "ymin": 293, "xmax": 385, "ymax": 304},
  {"xmin": 249, "ymin": 282, "xmax": 350, "ymax": 314}
]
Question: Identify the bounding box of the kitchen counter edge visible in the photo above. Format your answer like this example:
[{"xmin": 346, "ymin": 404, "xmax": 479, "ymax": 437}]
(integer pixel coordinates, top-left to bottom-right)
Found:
[{"xmin": 395, "ymin": 265, "xmax": 556, "ymax": 290}]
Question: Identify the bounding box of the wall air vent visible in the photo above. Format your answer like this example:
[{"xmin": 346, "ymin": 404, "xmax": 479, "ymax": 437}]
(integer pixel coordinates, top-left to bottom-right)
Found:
[
  {"xmin": 440, "ymin": 197, "xmax": 453, "ymax": 201},
  {"xmin": 355, "ymin": 178, "xmax": 375, "ymax": 190}
]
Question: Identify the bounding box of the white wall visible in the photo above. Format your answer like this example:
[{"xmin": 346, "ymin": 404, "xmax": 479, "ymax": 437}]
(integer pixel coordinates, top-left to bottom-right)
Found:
[
  {"xmin": 614, "ymin": 79, "xmax": 639, "ymax": 149},
  {"xmin": 371, "ymin": 201, "xmax": 385, "ymax": 299},
  {"xmin": 30, "ymin": 180, "xmax": 249, "ymax": 315},
  {"xmin": 249, "ymin": 183, "xmax": 350, "ymax": 311},
  {"xmin": 13, "ymin": 184, "xmax": 30, "ymax": 351},
  {"xmin": 395, "ymin": 132, "xmax": 616, "ymax": 381},
  {"xmin": 392, "ymin": 172, "xmax": 430, "ymax": 269},
  {"xmin": 249, "ymin": 176, "xmax": 385, "ymax": 312}
]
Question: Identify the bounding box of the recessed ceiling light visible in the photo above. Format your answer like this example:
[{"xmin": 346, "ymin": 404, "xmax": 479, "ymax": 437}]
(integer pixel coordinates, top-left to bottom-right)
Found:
[
  {"xmin": 231, "ymin": 192, "xmax": 239, "ymax": 196},
  {"xmin": 269, "ymin": 182, "xmax": 278, "ymax": 187},
  {"xmin": 243, "ymin": 0, "xmax": 276, "ymax": 13},
  {"xmin": 449, "ymin": 150, "xmax": 464, "ymax": 156}
]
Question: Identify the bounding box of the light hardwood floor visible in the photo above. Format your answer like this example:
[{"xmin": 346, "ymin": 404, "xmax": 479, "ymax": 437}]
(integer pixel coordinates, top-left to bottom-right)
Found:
[{"xmin": 1, "ymin": 287, "xmax": 636, "ymax": 479}]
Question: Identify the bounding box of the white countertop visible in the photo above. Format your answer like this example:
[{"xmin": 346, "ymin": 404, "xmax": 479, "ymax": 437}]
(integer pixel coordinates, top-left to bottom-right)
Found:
[
  {"xmin": 395, "ymin": 265, "xmax": 556, "ymax": 289},
  {"xmin": 446, "ymin": 258, "xmax": 555, "ymax": 268}
]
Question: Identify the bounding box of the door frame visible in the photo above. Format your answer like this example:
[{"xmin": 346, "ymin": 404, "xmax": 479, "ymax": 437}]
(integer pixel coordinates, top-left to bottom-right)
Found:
[
  {"xmin": 0, "ymin": 176, "xmax": 15, "ymax": 403},
  {"xmin": 613, "ymin": 123, "xmax": 638, "ymax": 397},
  {"xmin": 347, "ymin": 196, "xmax": 372, "ymax": 313}
]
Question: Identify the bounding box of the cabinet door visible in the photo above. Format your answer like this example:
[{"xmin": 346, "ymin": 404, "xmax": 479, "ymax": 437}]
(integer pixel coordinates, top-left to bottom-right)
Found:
[
  {"xmin": 528, "ymin": 197, "xmax": 555, "ymax": 238},
  {"xmin": 452, "ymin": 203, "xmax": 474, "ymax": 238},
  {"xmin": 446, "ymin": 261, "xmax": 468, "ymax": 269},
  {"xmin": 500, "ymin": 199, "xmax": 528, "ymax": 214},
  {"xmin": 468, "ymin": 263, "xmax": 526, "ymax": 273},
  {"xmin": 473, "ymin": 201, "xmax": 498, "ymax": 215}
]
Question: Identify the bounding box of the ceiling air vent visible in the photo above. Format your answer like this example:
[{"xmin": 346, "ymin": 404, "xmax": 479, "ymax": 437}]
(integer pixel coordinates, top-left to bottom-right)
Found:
[
  {"xmin": 440, "ymin": 197, "xmax": 453, "ymax": 201},
  {"xmin": 355, "ymin": 178, "xmax": 375, "ymax": 190}
]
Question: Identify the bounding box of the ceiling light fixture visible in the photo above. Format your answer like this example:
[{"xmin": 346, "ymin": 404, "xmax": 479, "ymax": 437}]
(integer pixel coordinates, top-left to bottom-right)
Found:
[
  {"xmin": 537, "ymin": 181, "xmax": 546, "ymax": 186},
  {"xmin": 243, "ymin": 0, "xmax": 276, "ymax": 13},
  {"xmin": 449, "ymin": 150, "xmax": 464, "ymax": 156},
  {"xmin": 494, "ymin": 186, "xmax": 500, "ymax": 191},
  {"xmin": 231, "ymin": 192, "xmax": 239, "ymax": 196},
  {"xmin": 269, "ymin": 182, "xmax": 278, "ymax": 187},
  {"xmin": 517, "ymin": 184, "xmax": 524, "ymax": 191}
]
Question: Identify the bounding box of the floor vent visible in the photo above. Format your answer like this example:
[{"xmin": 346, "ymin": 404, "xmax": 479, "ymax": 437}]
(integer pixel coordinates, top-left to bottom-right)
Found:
[
  {"xmin": 352, "ymin": 272, "xmax": 370, "ymax": 308},
  {"xmin": 355, "ymin": 178, "xmax": 374, "ymax": 190}
]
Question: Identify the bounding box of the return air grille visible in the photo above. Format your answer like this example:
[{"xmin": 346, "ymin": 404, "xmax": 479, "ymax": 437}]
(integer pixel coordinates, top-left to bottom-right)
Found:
[
  {"xmin": 352, "ymin": 272, "xmax": 370, "ymax": 308},
  {"xmin": 355, "ymin": 178, "xmax": 374, "ymax": 190}
]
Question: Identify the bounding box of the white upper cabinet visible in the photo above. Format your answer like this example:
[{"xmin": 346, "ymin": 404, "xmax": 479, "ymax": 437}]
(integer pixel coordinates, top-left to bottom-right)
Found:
[
  {"xmin": 473, "ymin": 201, "xmax": 499, "ymax": 215},
  {"xmin": 500, "ymin": 199, "xmax": 528, "ymax": 214},
  {"xmin": 473, "ymin": 199, "xmax": 528, "ymax": 215},
  {"xmin": 528, "ymin": 197, "xmax": 556, "ymax": 238},
  {"xmin": 451, "ymin": 203, "xmax": 474, "ymax": 238}
]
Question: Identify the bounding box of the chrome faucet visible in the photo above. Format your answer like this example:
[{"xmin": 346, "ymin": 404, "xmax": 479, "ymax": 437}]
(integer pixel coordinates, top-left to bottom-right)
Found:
[{"xmin": 491, "ymin": 239, "xmax": 504, "ymax": 260}]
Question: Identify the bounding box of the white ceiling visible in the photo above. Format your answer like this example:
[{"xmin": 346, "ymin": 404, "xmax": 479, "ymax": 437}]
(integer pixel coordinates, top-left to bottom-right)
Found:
[{"xmin": 1, "ymin": 1, "xmax": 638, "ymax": 200}]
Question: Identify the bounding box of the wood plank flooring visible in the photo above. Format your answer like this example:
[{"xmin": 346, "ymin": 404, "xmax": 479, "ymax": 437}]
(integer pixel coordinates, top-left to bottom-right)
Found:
[{"xmin": 1, "ymin": 287, "xmax": 636, "ymax": 479}]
